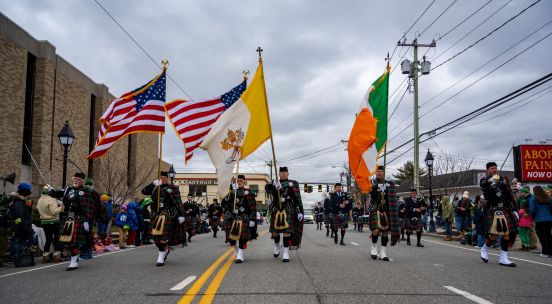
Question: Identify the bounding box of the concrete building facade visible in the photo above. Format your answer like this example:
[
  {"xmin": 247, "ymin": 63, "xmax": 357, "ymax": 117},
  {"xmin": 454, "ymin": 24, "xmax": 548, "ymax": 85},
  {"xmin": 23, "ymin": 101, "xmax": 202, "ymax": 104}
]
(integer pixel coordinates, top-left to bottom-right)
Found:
[
  {"xmin": 174, "ymin": 172, "xmax": 271, "ymax": 209},
  {"xmin": 0, "ymin": 12, "xmax": 166, "ymax": 201}
]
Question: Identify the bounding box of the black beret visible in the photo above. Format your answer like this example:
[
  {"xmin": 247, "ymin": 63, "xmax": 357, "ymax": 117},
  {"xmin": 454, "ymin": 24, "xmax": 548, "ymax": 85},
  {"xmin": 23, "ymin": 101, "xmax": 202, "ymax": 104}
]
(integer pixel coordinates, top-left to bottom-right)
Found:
[
  {"xmin": 279, "ymin": 167, "xmax": 288, "ymax": 172},
  {"xmin": 74, "ymin": 172, "xmax": 85, "ymax": 179},
  {"xmin": 486, "ymin": 162, "xmax": 497, "ymax": 169},
  {"xmin": 335, "ymin": 183, "xmax": 342, "ymax": 187},
  {"xmin": 237, "ymin": 174, "xmax": 246, "ymax": 180},
  {"xmin": 377, "ymin": 165, "xmax": 385, "ymax": 171},
  {"xmin": 160, "ymin": 171, "xmax": 169, "ymax": 177}
]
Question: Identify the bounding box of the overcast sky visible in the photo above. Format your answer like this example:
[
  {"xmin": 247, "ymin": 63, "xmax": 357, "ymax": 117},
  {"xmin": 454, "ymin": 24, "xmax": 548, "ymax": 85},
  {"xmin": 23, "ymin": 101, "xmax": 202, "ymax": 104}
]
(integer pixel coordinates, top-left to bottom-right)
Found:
[{"xmin": 2, "ymin": 0, "xmax": 551, "ymax": 203}]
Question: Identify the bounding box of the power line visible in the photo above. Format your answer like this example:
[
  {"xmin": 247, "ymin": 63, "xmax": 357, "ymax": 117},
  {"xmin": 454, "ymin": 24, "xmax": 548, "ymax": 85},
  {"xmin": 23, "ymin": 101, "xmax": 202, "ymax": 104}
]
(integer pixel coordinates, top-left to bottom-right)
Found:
[
  {"xmin": 280, "ymin": 145, "xmax": 345, "ymax": 165},
  {"xmin": 432, "ymin": 0, "xmax": 513, "ymax": 61},
  {"xmin": 278, "ymin": 143, "xmax": 342, "ymax": 164},
  {"xmin": 92, "ymin": 0, "xmax": 193, "ymax": 99},
  {"xmin": 436, "ymin": 0, "xmax": 494, "ymax": 42},
  {"xmin": 385, "ymin": 73, "xmax": 552, "ymax": 163},
  {"xmin": 421, "ymin": 30, "xmax": 552, "ymax": 117},
  {"xmin": 389, "ymin": 86, "xmax": 409, "ymax": 120},
  {"xmin": 416, "ymin": 0, "xmax": 459, "ymax": 39},
  {"xmin": 431, "ymin": 0, "xmax": 542, "ymax": 71},
  {"xmin": 421, "ymin": 18, "xmax": 552, "ymax": 108}
]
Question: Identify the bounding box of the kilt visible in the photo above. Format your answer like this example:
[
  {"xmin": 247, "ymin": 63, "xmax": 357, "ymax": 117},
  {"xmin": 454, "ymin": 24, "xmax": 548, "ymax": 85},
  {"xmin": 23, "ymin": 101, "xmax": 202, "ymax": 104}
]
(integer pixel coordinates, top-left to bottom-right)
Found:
[
  {"xmin": 224, "ymin": 215, "xmax": 251, "ymax": 241},
  {"xmin": 315, "ymin": 214, "xmax": 324, "ymax": 223},
  {"xmin": 323, "ymin": 214, "xmax": 330, "ymax": 225},
  {"xmin": 61, "ymin": 217, "xmax": 86, "ymax": 248},
  {"xmin": 483, "ymin": 209, "xmax": 517, "ymax": 238},
  {"xmin": 399, "ymin": 218, "xmax": 405, "ymax": 229},
  {"xmin": 404, "ymin": 217, "xmax": 422, "ymax": 232},
  {"xmin": 209, "ymin": 216, "xmax": 219, "ymax": 230},
  {"xmin": 368, "ymin": 210, "xmax": 392, "ymax": 231},
  {"xmin": 330, "ymin": 213, "xmax": 349, "ymax": 230},
  {"xmin": 269, "ymin": 210, "xmax": 296, "ymax": 234},
  {"xmin": 151, "ymin": 214, "xmax": 183, "ymax": 245},
  {"xmin": 184, "ymin": 216, "xmax": 197, "ymax": 230}
]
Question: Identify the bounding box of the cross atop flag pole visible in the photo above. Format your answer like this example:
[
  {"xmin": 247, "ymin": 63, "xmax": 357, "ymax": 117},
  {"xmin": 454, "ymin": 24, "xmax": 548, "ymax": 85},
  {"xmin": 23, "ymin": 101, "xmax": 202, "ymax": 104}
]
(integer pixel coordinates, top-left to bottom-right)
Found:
[{"xmin": 88, "ymin": 68, "xmax": 167, "ymax": 159}]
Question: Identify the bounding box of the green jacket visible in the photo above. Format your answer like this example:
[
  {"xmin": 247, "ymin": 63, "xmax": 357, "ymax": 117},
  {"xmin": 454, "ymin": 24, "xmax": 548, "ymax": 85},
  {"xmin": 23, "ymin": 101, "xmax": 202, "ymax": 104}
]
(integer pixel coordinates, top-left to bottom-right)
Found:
[{"xmin": 441, "ymin": 199, "xmax": 454, "ymax": 222}]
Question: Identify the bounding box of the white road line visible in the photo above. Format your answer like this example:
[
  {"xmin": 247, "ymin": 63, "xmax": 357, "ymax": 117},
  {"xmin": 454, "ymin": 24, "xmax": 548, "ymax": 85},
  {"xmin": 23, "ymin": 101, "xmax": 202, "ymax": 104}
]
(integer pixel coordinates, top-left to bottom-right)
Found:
[
  {"xmin": 350, "ymin": 242, "xmax": 359, "ymax": 246},
  {"xmin": 444, "ymin": 286, "xmax": 494, "ymax": 304},
  {"xmin": 424, "ymin": 239, "xmax": 552, "ymax": 267},
  {"xmin": 170, "ymin": 276, "xmax": 197, "ymax": 291},
  {"xmin": 0, "ymin": 245, "xmax": 149, "ymax": 279}
]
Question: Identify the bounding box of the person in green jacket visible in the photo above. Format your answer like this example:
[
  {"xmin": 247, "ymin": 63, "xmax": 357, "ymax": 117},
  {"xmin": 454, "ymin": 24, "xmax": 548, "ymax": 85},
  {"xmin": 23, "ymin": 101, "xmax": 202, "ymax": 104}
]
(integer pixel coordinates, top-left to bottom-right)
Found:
[{"xmin": 441, "ymin": 196, "xmax": 454, "ymax": 241}]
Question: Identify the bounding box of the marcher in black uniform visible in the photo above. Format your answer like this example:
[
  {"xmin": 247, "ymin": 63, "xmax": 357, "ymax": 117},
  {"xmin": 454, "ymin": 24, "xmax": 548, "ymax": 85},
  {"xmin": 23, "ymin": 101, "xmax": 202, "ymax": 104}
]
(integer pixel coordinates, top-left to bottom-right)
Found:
[
  {"xmin": 328, "ymin": 184, "xmax": 352, "ymax": 245},
  {"xmin": 479, "ymin": 162, "xmax": 517, "ymax": 267},
  {"xmin": 223, "ymin": 175, "xmax": 256, "ymax": 263},
  {"xmin": 323, "ymin": 196, "xmax": 332, "ymax": 237},
  {"xmin": 313, "ymin": 202, "xmax": 324, "ymax": 230},
  {"xmin": 207, "ymin": 200, "xmax": 223, "ymax": 238},
  {"xmin": 352, "ymin": 203, "xmax": 365, "ymax": 232},
  {"xmin": 141, "ymin": 171, "xmax": 185, "ymax": 266},
  {"xmin": 398, "ymin": 199, "xmax": 406, "ymax": 240},
  {"xmin": 368, "ymin": 166, "xmax": 400, "ymax": 261},
  {"xmin": 50, "ymin": 172, "xmax": 101, "ymax": 271},
  {"xmin": 182, "ymin": 195, "xmax": 199, "ymax": 242},
  {"xmin": 266, "ymin": 167, "xmax": 304, "ymax": 262},
  {"xmin": 404, "ymin": 189, "xmax": 427, "ymax": 247}
]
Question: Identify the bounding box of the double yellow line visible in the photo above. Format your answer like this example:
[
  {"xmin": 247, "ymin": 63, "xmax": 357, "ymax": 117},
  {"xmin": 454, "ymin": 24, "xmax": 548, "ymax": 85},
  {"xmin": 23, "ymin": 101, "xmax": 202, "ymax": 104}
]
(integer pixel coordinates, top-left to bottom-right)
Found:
[{"xmin": 178, "ymin": 230, "xmax": 268, "ymax": 304}]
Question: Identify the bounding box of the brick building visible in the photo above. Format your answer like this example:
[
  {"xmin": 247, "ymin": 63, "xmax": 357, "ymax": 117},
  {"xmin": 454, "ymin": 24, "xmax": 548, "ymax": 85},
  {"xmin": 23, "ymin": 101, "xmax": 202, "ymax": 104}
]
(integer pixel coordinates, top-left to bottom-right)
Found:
[{"xmin": 0, "ymin": 12, "xmax": 167, "ymax": 201}]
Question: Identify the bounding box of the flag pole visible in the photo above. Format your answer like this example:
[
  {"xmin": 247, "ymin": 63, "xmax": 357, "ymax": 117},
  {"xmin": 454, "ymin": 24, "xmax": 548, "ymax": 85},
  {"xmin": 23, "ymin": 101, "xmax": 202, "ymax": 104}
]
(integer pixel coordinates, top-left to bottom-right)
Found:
[
  {"xmin": 157, "ymin": 60, "xmax": 169, "ymax": 212},
  {"xmin": 383, "ymin": 52, "xmax": 390, "ymax": 180},
  {"xmin": 233, "ymin": 158, "xmax": 240, "ymax": 214},
  {"xmin": 256, "ymin": 47, "xmax": 281, "ymax": 208}
]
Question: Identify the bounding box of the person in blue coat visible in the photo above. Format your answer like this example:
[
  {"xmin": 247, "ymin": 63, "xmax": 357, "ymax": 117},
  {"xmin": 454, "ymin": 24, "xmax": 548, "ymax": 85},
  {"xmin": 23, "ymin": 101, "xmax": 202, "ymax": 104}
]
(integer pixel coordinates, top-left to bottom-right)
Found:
[{"xmin": 529, "ymin": 186, "xmax": 552, "ymax": 257}]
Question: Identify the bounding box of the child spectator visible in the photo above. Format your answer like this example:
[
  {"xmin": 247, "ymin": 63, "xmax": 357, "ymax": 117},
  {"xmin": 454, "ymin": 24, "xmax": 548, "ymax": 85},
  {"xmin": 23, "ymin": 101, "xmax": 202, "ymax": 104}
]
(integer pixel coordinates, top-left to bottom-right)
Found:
[
  {"xmin": 125, "ymin": 200, "xmax": 140, "ymax": 247},
  {"xmin": 518, "ymin": 188, "xmax": 533, "ymax": 251},
  {"xmin": 115, "ymin": 204, "xmax": 130, "ymax": 249},
  {"xmin": 472, "ymin": 195, "xmax": 486, "ymax": 248}
]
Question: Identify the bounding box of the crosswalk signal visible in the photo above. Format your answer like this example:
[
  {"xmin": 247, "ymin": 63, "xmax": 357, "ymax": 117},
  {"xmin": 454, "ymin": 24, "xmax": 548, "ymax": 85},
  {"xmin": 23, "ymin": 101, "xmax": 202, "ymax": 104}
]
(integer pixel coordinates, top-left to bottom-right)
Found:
[
  {"xmin": 304, "ymin": 183, "xmax": 308, "ymax": 192},
  {"xmin": 318, "ymin": 185, "xmax": 322, "ymax": 192}
]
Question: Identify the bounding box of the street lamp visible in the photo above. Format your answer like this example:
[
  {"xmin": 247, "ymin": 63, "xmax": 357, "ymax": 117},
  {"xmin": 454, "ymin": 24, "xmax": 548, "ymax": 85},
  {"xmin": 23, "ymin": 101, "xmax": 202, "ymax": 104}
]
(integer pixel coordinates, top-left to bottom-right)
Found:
[
  {"xmin": 58, "ymin": 121, "xmax": 74, "ymax": 188},
  {"xmin": 424, "ymin": 149, "xmax": 435, "ymax": 232},
  {"xmin": 168, "ymin": 164, "xmax": 176, "ymax": 184}
]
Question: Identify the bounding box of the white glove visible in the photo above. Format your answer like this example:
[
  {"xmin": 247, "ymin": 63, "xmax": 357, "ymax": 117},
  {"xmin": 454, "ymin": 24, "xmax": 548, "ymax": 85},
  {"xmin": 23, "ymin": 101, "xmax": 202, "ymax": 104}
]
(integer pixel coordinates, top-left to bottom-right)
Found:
[
  {"xmin": 272, "ymin": 180, "xmax": 281, "ymax": 189},
  {"xmin": 239, "ymin": 207, "xmax": 245, "ymax": 213},
  {"xmin": 297, "ymin": 213, "xmax": 303, "ymax": 221},
  {"xmin": 153, "ymin": 180, "xmax": 160, "ymax": 186},
  {"xmin": 178, "ymin": 216, "xmax": 185, "ymax": 224},
  {"xmin": 249, "ymin": 220, "xmax": 256, "ymax": 227},
  {"xmin": 83, "ymin": 222, "xmax": 90, "ymax": 232},
  {"xmin": 377, "ymin": 183, "xmax": 386, "ymax": 192},
  {"xmin": 232, "ymin": 183, "xmax": 238, "ymax": 190}
]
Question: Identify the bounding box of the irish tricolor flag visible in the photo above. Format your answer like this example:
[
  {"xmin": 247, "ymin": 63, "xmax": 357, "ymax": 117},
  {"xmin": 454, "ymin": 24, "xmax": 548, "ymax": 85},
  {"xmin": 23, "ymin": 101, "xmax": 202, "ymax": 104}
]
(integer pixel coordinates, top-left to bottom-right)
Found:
[{"xmin": 348, "ymin": 67, "xmax": 389, "ymax": 192}]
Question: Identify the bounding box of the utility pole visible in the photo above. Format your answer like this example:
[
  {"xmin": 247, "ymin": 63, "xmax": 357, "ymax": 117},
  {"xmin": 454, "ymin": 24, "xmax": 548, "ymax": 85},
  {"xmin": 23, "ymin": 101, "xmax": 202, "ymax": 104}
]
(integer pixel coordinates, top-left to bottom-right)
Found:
[
  {"xmin": 397, "ymin": 38, "xmax": 436, "ymax": 192},
  {"xmin": 266, "ymin": 160, "xmax": 273, "ymax": 180}
]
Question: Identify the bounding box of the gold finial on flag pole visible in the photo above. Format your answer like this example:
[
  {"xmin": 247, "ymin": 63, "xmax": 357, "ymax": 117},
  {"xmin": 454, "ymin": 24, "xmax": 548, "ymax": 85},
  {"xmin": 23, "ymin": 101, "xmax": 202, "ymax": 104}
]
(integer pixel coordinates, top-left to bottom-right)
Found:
[
  {"xmin": 242, "ymin": 69, "xmax": 250, "ymax": 81},
  {"xmin": 161, "ymin": 59, "xmax": 169, "ymax": 69}
]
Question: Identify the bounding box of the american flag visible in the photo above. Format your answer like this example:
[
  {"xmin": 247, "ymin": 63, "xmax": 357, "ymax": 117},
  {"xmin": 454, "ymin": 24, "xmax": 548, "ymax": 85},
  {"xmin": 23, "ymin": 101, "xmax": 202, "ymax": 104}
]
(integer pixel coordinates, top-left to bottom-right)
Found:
[
  {"xmin": 87, "ymin": 70, "xmax": 167, "ymax": 159},
  {"xmin": 165, "ymin": 81, "xmax": 246, "ymax": 163}
]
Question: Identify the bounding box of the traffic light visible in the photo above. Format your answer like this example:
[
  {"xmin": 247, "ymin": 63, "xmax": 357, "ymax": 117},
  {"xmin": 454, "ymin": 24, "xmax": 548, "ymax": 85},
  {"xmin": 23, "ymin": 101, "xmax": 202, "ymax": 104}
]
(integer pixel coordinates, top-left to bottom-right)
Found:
[
  {"xmin": 308, "ymin": 185, "xmax": 313, "ymax": 193},
  {"xmin": 304, "ymin": 183, "xmax": 308, "ymax": 192},
  {"xmin": 326, "ymin": 185, "xmax": 330, "ymax": 192},
  {"xmin": 318, "ymin": 185, "xmax": 322, "ymax": 192}
]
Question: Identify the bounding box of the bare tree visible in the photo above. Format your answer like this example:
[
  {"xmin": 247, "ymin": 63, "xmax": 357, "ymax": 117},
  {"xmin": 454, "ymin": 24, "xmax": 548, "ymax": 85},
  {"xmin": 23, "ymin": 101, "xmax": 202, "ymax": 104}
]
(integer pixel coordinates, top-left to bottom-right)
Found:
[
  {"xmin": 96, "ymin": 152, "xmax": 157, "ymax": 206},
  {"xmin": 431, "ymin": 152, "xmax": 474, "ymax": 198}
]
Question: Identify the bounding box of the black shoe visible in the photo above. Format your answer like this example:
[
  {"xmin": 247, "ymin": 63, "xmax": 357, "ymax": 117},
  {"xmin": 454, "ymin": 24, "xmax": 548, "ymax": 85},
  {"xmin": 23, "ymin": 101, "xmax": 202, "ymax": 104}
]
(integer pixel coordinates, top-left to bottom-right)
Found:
[
  {"xmin": 499, "ymin": 262, "xmax": 516, "ymax": 267},
  {"xmin": 156, "ymin": 262, "xmax": 165, "ymax": 266},
  {"xmin": 326, "ymin": 230, "xmax": 329, "ymax": 237},
  {"xmin": 340, "ymin": 241, "xmax": 346, "ymax": 246},
  {"xmin": 235, "ymin": 259, "xmax": 243, "ymax": 264},
  {"xmin": 407, "ymin": 239, "xmax": 411, "ymax": 246},
  {"xmin": 417, "ymin": 243, "xmax": 424, "ymax": 248},
  {"xmin": 381, "ymin": 257, "xmax": 390, "ymax": 262},
  {"xmin": 282, "ymin": 258, "xmax": 289, "ymax": 263},
  {"xmin": 66, "ymin": 266, "xmax": 78, "ymax": 271},
  {"xmin": 371, "ymin": 254, "xmax": 377, "ymax": 260},
  {"xmin": 334, "ymin": 236, "xmax": 338, "ymax": 244},
  {"xmin": 187, "ymin": 238, "xmax": 192, "ymax": 242},
  {"xmin": 401, "ymin": 237, "xmax": 406, "ymax": 241}
]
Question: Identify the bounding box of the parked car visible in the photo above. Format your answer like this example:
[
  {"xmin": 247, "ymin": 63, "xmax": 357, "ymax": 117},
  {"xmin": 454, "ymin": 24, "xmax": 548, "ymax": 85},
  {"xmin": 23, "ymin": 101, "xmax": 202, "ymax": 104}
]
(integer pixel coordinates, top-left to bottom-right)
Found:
[{"xmin": 303, "ymin": 209, "xmax": 314, "ymax": 224}]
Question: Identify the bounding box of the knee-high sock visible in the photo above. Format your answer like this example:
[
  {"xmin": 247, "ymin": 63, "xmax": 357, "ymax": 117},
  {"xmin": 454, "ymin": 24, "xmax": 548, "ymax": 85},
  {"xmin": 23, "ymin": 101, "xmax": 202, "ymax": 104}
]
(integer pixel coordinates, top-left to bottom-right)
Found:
[
  {"xmin": 381, "ymin": 236, "xmax": 389, "ymax": 246},
  {"xmin": 372, "ymin": 234, "xmax": 379, "ymax": 244},
  {"xmin": 239, "ymin": 239, "xmax": 248, "ymax": 249},
  {"xmin": 283, "ymin": 236, "xmax": 290, "ymax": 248},
  {"xmin": 500, "ymin": 238, "xmax": 509, "ymax": 251},
  {"xmin": 485, "ymin": 238, "xmax": 492, "ymax": 247},
  {"xmin": 274, "ymin": 234, "xmax": 281, "ymax": 244},
  {"xmin": 228, "ymin": 240, "xmax": 236, "ymax": 246},
  {"xmin": 416, "ymin": 231, "xmax": 422, "ymax": 243},
  {"xmin": 156, "ymin": 242, "xmax": 167, "ymax": 252},
  {"xmin": 341, "ymin": 230, "xmax": 346, "ymax": 239}
]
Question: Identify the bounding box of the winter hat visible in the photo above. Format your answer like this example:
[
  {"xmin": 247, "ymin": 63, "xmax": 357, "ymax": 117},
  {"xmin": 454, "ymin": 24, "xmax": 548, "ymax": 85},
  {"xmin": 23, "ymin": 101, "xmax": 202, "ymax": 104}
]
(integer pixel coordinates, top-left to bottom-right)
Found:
[
  {"xmin": 100, "ymin": 194, "xmax": 109, "ymax": 202},
  {"xmin": 18, "ymin": 182, "xmax": 32, "ymax": 192},
  {"xmin": 120, "ymin": 204, "xmax": 128, "ymax": 211},
  {"xmin": 84, "ymin": 178, "xmax": 94, "ymax": 186},
  {"xmin": 520, "ymin": 187, "xmax": 530, "ymax": 194},
  {"xmin": 141, "ymin": 198, "xmax": 152, "ymax": 208},
  {"xmin": 462, "ymin": 191, "xmax": 469, "ymax": 198}
]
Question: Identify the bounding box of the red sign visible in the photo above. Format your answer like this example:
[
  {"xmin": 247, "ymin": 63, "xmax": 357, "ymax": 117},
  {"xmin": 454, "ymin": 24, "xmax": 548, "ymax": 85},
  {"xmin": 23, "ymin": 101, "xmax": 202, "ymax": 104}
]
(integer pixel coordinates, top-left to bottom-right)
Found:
[{"xmin": 519, "ymin": 145, "xmax": 552, "ymax": 182}]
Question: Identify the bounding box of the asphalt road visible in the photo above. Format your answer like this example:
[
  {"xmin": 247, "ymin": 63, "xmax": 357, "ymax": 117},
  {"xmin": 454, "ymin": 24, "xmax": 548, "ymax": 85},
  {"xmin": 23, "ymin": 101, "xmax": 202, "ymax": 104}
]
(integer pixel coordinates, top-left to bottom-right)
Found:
[{"xmin": 1, "ymin": 223, "xmax": 550, "ymax": 304}]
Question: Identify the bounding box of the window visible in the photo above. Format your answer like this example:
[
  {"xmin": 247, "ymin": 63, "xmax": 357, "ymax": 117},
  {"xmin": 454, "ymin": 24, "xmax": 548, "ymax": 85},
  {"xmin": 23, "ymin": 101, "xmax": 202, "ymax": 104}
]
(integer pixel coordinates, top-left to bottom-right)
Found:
[
  {"xmin": 249, "ymin": 184, "xmax": 259, "ymax": 196},
  {"xmin": 21, "ymin": 52, "xmax": 36, "ymax": 165},
  {"xmin": 189, "ymin": 185, "xmax": 207, "ymax": 197}
]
